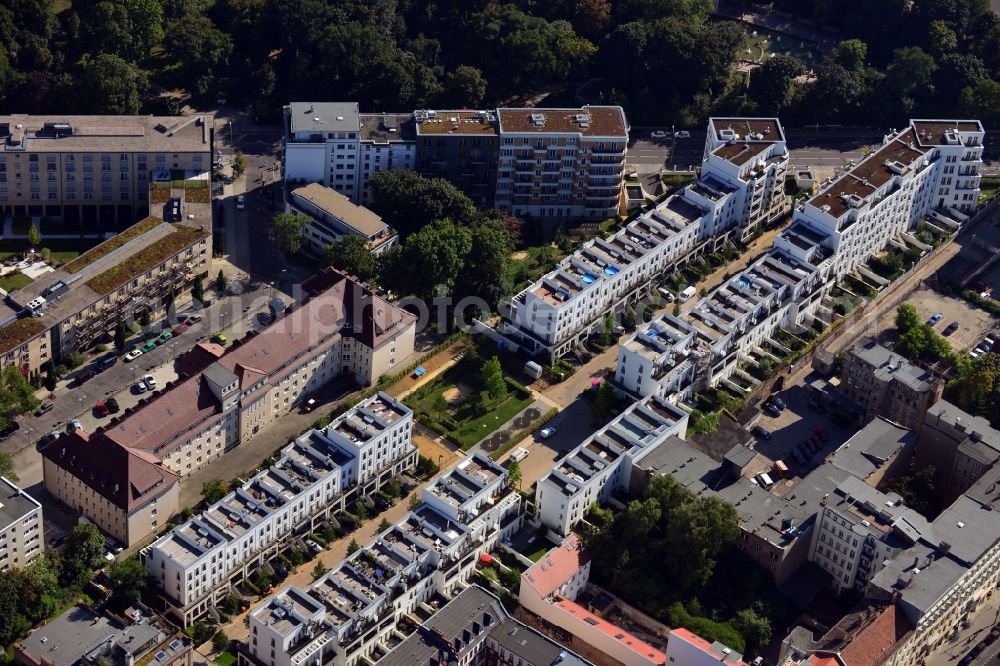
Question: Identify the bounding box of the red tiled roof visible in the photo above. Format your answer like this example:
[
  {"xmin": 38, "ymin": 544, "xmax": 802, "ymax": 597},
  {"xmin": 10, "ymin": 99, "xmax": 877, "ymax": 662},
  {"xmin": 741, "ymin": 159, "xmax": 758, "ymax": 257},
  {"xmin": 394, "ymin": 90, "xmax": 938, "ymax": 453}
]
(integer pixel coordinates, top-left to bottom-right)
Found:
[
  {"xmin": 235, "ymin": 363, "xmax": 267, "ymax": 390},
  {"xmin": 104, "ymin": 374, "xmax": 219, "ymax": 453},
  {"xmin": 670, "ymin": 628, "xmax": 749, "ymax": 666},
  {"xmin": 176, "ymin": 342, "xmax": 226, "ymax": 377},
  {"xmin": 521, "ymin": 534, "xmax": 591, "ymax": 598},
  {"xmin": 838, "ymin": 604, "xmax": 913, "ymax": 666},
  {"xmin": 302, "ymin": 268, "xmax": 416, "ymax": 348},
  {"xmin": 553, "ymin": 598, "xmax": 666, "ymax": 664},
  {"xmin": 40, "ymin": 432, "xmax": 179, "ymax": 511}
]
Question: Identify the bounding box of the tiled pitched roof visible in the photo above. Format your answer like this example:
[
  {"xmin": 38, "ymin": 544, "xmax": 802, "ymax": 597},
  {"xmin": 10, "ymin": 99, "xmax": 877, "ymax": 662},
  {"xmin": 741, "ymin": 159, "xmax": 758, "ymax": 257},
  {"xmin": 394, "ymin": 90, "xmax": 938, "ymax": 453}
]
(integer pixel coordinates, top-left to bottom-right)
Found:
[
  {"xmin": 40, "ymin": 432, "xmax": 179, "ymax": 511},
  {"xmin": 838, "ymin": 604, "xmax": 912, "ymax": 666},
  {"xmin": 176, "ymin": 342, "xmax": 226, "ymax": 377},
  {"xmin": 302, "ymin": 268, "xmax": 415, "ymax": 349},
  {"xmin": 553, "ymin": 598, "xmax": 665, "ymax": 664},
  {"xmin": 521, "ymin": 534, "xmax": 591, "ymax": 598},
  {"xmin": 104, "ymin": 374, "xmax": 220, "ymax": 453}
]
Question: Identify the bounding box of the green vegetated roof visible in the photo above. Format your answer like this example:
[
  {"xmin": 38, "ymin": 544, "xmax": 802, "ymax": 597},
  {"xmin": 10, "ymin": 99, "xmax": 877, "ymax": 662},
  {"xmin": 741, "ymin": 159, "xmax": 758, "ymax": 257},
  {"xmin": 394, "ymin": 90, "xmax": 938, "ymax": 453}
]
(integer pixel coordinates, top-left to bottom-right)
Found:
[
  {"xmin": 87, "ymin": 224, "xmax": 209, "ymax": 295},
  {"xmin": 0, "ymin": 317, "xmax": 46, "ymax": 355},
  {"xmin": 64, "ymin": 217, "xmax": 164, "ymax": 274}
]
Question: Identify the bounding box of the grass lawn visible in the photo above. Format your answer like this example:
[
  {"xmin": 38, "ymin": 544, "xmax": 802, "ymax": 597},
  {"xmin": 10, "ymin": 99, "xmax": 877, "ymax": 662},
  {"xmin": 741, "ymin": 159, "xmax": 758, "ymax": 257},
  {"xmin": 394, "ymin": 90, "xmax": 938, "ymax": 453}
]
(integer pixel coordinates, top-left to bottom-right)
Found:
[
  {"xmin": 520, "ymin": 538, "xmax": 556, "ymax": 562},
  {"xmin": 216, "ymin": 651, "xmax": 237, "ymax": 666},
  {"xmin": 404, "ymin": 356, "xmax": 534, "ymax": 450},
  {"xmin": 0, "ymin": 271, "xmax": 34, "ymax": 292},
  {"xmin": 979, "ymin": 175, "xmax": 1000, "ymax": 206},
  {"xmin": 662, "ymin": 173, "xmax": 692, "ymax": 194},
  {"xmin": 508, "ymin": 243, "xmax": 568, "ymax": 291}
]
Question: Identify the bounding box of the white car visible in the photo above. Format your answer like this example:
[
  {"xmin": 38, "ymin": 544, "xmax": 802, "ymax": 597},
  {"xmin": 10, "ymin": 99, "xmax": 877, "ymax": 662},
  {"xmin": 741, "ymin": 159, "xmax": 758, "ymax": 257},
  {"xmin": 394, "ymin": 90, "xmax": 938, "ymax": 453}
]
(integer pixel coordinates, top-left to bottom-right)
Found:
[
  {"xmin": 510, "ymin": 447, "xmax": 530, "ymax": 463},
  {"xmin": 143, "ymin": 374, "xmax": 157, "ymax": 390},
  {"xmin": 540, "ymin": 426, "xmax": 557, "ymax": 439},
  {"xmin": 674, "ymin": 130, "xmax": 691, "ymax": 139},
  {"xmin": 134, "ymin": 379, "xmax": 148, "ymax": 393},
  {"xmin": 124, "ymin": 349, "xmax": 143, "ymax": 362},
  {"xmin": 236, "ymin": 194, "xmax": 246, "ymax": 210},
  {"xmin": 650, "ymin": 130, "xmax": 667, "ymax": 140}
]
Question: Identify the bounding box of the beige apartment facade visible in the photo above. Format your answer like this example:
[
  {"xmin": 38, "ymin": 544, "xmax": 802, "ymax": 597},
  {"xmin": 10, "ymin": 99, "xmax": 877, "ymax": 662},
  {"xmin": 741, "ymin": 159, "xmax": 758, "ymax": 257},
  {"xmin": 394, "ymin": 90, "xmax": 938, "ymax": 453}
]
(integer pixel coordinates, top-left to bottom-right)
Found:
[
  {"xmin": 0, "ymin": 477, "xmax": 44, "ymax": 572},
  {"xmin": 0, "ymin": 114, "xmax": 212, "ymax": 227}
]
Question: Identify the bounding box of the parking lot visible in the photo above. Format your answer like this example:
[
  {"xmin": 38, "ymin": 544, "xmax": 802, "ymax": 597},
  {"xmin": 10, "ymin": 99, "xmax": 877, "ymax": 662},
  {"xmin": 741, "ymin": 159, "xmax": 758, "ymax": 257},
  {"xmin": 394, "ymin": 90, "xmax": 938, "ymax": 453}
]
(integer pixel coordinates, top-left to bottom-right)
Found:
[
  {"xmin": 750, "ymin": 381, "xmax": 860, "ymax": 493},
  {"xmin": 895, "ymin": 289, "xmax": 995, "ymax": 352}
]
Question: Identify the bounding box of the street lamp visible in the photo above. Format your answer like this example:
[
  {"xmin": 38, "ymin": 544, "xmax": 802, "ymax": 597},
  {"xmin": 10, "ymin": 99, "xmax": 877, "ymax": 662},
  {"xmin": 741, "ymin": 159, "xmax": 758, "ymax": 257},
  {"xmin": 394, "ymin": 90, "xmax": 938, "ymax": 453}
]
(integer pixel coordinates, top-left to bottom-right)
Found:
[{"xmin": 228, "ymin": 120, "xmax": 234, "ymax": 158}]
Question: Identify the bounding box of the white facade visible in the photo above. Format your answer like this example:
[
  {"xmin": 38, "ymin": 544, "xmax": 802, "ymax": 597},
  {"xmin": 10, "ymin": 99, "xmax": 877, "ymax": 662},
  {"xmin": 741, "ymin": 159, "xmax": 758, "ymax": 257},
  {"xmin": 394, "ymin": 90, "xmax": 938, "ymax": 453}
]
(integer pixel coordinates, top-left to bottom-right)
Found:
[
  {"xmin": 535, "ymin": 396, "xmax": 688, "ymax": 537},
  {"xmin": 283, "ymin": 103, "xmax": 363, "ymax": 201},
  {"xmin": 794, "ymin": 119, "xmax": 984, "ymax": 280},
  {"xmin": 666, "ymin": 629, "xmax": 747, "ymax": 666},
  {"xmin": 144, "ymin": 394, "xmax": 415, "ymax": 624},
  {"xmin": 703, "ymin": 117, "xmax": 789, "ymax": 243},
  {"xmin": 0, "ymin": 477, "xmax": 43, "ymax": 572},
  {"xmin": 246, "ymin": 454, "xmax": 523, "ymax": 666}
]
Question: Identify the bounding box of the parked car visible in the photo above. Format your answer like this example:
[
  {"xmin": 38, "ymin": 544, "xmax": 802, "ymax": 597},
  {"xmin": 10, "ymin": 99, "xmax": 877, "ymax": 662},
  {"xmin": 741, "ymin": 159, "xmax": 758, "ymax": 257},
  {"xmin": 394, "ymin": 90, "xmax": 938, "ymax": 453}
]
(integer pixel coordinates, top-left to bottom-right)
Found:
[
  {"xmin": 944, "ymin": 321, "xmax": 960, "ymax": 336},
  {"xmin": 0, "ymin": 422, "xmax": 20, "ymax": 439},
  {"xmin": 769, "ymin": 395, "xmax": 787, "ymax": 411},
  {"xmin": 808, "ymin": 398, "xmax": 826, "ymax": 413},
  {"xmin": 674, "ymin": 130, "xmax": 691, "ymax": 139},
  {"xmin": 305, "ymin": 539, "xmax": 322, "ymax": 555},
  {"xmin": 539, "ymin": 426, "xmax": 557, "ymax": 439},
  {"xmin": 763, "ymin": 403, "xmax": 782, "ymax": 418},
  {"xmin": 124, "ymin": 349, "xmax": 143, "ymax": 362},
  {"xmin": 650, "ymin": 130, "xmax": 667, "ymax": 139},
  {"xmin": 211, "ymin": 333, "xmax": 227, "ymax": 345},
  {"xmin": 97, "ymin": 354, "xmax": 118, "ymax": 370},
  {"xmin": 928, "ymin": 312, "xmax": 943, "ymax": 325},
  {"xmin": 106, "ymin": 397, "xmax": 120, "ymax": 413},
  {"xmin": 37, "ymin": 401, "xmax": 54, "ymax": 415},
  {"xmin": 792, "ymin": 447, "xmax": 807, "ymax": 465},
  {"xmin": 94, "ymin": 401, "xmax": 110, "ymax": 417},
  {"xmin": 67, "ymin": 419, "xmax": 82, "ymax": 432},
  {"xmin": 156, "ymin": 331, "xmax": 173, "ymax": 345},
  {"xmin": 143, "ymin": 374, "xmax": 157, "ymax": 390},
  {"xmin": 172, "ymin": 323, "xmax": 189, "ymax": 335},
  {"xmin": 39, "ymin": 431, "xmax": 61, "ymax": 445},
  {"xmin": 752, "ymin": 425, "xmax": 772, "ymax": 440},
  {"xmin": 134, "ymin": 379, "xmax": 148, "ymax": 393},
  {"xmin": 49, "ymin": 532, "xmax": 66, "ymax": 548},
  {"xmin": 73, "ymin": 368, "xmax": 96, "ymax": 387},
  {"xmin": 184, "ymin": 313, "xmax": 203, "ymax": 324},
  {"xmin": 236, "ymin": 194, "xmax": 246, "ymax": 210},
  {"xmin": 141, "ymin": 341, "xmax": 157, "ymax": 352}
]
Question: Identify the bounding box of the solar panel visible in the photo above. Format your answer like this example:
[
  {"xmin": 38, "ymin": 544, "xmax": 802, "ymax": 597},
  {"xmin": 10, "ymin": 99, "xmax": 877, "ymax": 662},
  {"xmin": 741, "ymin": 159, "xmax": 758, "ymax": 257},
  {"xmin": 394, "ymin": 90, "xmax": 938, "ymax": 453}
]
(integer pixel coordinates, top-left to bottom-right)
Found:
[
  {"xmin": 169, "ymin": 639, "xmax": 181, "ymax": 650},
  {"xmin": 156, "ymin": 651, "xmax": 167, "ymax": 661}
]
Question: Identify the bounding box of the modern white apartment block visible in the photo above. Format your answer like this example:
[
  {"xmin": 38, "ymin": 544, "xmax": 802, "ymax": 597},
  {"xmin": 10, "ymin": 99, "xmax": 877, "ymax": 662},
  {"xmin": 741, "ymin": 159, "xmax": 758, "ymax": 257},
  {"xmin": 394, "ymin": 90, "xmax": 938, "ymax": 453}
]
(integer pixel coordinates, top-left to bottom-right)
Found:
[
  {"xmin": 617, "ymin": 243, "xmax": 826, "ymax": 399},
  {"xmin": 494, "ymin": 107, "xmax": 628, "ymax": 220},
  {"xmin": 0, "ymin": 114, "xmax": 212, "ymax": 226},
  {"xmin": 792, "ymin": 119, "xmax": 984, "ymax": 280},
  {"xmin": 703, "ymin": 117, "xmax": 789, "ymax": 243},
  {"xmin": 505, "ymin": 191, "xmax": 717, "ymax": 362},
  {"xmin": 283, "ymin": 104, "xmax": 417, "ymax": 207},
  {"xmin": 666, "ymin": 629, "xmax": 748, "ymax": 666},
  {"xmin": 808, "ymin": 476, "xmax": 930, "ymax": 595},
  {"xmin": 287, "ymin": 183, "xmax": 398, "ymax": 257},
  {"xmin": 535, "ymin": 395, "xmax": 688, "ymax": 537},
  {"xmin": 0, "ymin": 477, "xmax": 43, "ymax": 572},
  {"xmin": 143, "ymin": 393, "xmax": 416, "ymax": 625},
  {"xmin": 244, "ymin": 454, "xmax": 523, "ymax": 666}
]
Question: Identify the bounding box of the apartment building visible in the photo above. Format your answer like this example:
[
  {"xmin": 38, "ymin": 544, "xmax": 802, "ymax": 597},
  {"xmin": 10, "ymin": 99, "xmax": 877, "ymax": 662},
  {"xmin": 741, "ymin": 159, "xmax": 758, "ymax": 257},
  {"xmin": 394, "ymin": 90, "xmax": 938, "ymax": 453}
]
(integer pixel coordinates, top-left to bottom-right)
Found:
[
  {"xmin": 614, "ymin": 313, "xmax": 703, "ymax": 399},
  {"xmin": 535, "ymin": 395, "xmax": 688, "ymax": 537},
  {"xmin": 287, "ymin": 183, "xmax": 398, "ymax": 257},
  {"xmin": 916, "ymin": 400, "xmax": 1000, "ymax": 504},
  {"xmin": 0, "ymin": 114, "xmax": 212, "ymax": 226},
  {"xmin": 15, "ymin": 603, "xmax": 192, "ymax": 666},
  {"xmin": 243, "ymin": 453, "xmax": 523, "ymax": 666},
  {"xmin": 518, "ymin": 535, "xmax": 667, "ymax": 666},
  {"xmin": 867, "ymin": 474, "xmax": 1000, "ymax": 666},
  {"xmin": 667, "ymin": 629, "xmax": 748, "ymax": 666},
  {"xmin": 493, "ymin": 107, "xmax": 628, "ymax": 219},
  {"xmin": 840, "ymin": 341, "xmax": 943, "ymax": 430},
  {"xmin": 42, "ymin": 430, "xmax": 180, "ymax": 547},
  {"xmin": 0, "ymin": 207, "xmax": 211, "ymax": 377},
  {"xmin": 791, "ymin": 120, "xmax": 984, "ymax": 280},
  {"xmin": 0, "ymin": 477, "xmax": 43, "ymax": 572},
  {"xmin": 630, "ymin": 434, "xmax": 819, "ymax": 585},
  {"xmin": 809, "ymin": 476, "xmax": 931, "ymax": 594},
  {"xmin": 703, "ymin": 117, "xmax": 789, "ymax": 242},
  {"xmin": 779, "ymin": 601, "xmax": 912, "ymax": 666},
  {"xmin": 283, "ymin": 102, "xmax": 629, "ymax": 219},
  {"xmin": 143, "ymin": 393, "xmax": 416, "ymax": 625}
]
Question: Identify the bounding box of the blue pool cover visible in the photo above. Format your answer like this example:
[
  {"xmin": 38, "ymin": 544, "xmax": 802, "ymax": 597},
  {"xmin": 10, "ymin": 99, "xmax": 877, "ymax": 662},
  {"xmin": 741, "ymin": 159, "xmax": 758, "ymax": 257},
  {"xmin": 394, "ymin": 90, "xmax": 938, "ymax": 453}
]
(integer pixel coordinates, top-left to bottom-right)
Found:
[
  {"xmin": 603, "ymin": 266, "xmax": 619, "ymax": 276},
  {"xmin": 582, "ymin": 274, "xmax": 596, "ymax": 283}
]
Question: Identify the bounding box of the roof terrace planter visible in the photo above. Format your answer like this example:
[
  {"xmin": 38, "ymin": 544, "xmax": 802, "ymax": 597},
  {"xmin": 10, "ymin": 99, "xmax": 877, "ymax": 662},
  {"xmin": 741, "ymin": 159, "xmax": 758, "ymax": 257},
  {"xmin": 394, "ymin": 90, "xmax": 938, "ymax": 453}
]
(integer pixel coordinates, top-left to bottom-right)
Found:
[
  {"xmin": 64, "ymin": 217, "xmax": 164, "ymax": 274},
  {"xmin": 0, "ymin": 316, "xmax": 46, "ymax": 354},
  {"xmin": 87, "ymin": 225, "xmax": 209, "ymax": 296}
]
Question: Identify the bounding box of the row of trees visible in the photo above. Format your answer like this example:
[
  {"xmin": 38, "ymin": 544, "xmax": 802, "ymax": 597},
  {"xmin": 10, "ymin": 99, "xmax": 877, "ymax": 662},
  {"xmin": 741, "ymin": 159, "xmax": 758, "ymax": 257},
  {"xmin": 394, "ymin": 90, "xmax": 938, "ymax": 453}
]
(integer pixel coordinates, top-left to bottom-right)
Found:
[
  {"xmin": 7, "ymin": 0, "xmax": 995, "ymax": 124},
  {"xmin": 0, "ymin": 523, "xmax": 148, "ymax": 645}
]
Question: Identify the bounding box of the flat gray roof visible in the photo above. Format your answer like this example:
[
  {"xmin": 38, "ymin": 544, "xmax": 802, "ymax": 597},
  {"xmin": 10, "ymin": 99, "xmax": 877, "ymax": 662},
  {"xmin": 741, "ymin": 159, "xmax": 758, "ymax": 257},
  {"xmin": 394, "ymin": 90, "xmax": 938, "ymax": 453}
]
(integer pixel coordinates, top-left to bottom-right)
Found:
[
  {"xmin": 1, "ymin": 114, "xmax": 211, "ymax": 153},
  {"xmin": 287, "ymin": 103, "xmax": 359, "ymax": 135},
  {"xmin": 851, "ymin": 341, "xmax": 936, "ymax": 392},
  {"xmin": 17, "ymin": 605, "xmax": 168, "ymax": 666},
  {"xmin": 925, "ymin": 400, "xmax": 1000, "ymax": 455},
  {"xmin": 0, "ymin": 477, "xmax": 40, "ymax": 530},
  {"xmin": 291, "ymin": 183, "xmax": 389, "ymax": 236},
  {"xmin": 931, "ymin": 495, "xmax": 1000, "ymax": 565},
  {"xmin": 829, "ymin": 418, "xmax": 913, "ymax": 480}
]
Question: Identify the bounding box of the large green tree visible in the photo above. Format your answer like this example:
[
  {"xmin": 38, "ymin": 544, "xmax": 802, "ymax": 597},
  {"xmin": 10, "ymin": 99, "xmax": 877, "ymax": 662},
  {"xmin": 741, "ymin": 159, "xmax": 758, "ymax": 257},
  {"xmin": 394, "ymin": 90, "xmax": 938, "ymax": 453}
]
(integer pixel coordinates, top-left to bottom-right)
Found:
[
  {"xmin": 322, "ymin": 235, "xmax": 378, "ymax": 283},
  {"xmin": 270, "ymin": 212, "xmax": 309, "ymax": 257},
  {"xmin": 109, "ymin": 557, "xmax": 150, "ymax": 605},
  {"xmin": 164, "ymin": 15, "xmax": 233, "ymax": 87},
  {"xmin": 60, "ymin": 523, "xmax": 106, "ymax": 589},
  {"xmin": 79, "ymin": 0, "xmax": 164, "ymax": 61},
  {"xmin": 369, "ymin": 170, "xmax": 478, "ymax": 236},
  {"xmin": 75, "ymin": 54, "xmax": 148, "ymax": 114},
  {"xmin": 382, "ymin": 219, "xmax": 472, "ymax": 300}
]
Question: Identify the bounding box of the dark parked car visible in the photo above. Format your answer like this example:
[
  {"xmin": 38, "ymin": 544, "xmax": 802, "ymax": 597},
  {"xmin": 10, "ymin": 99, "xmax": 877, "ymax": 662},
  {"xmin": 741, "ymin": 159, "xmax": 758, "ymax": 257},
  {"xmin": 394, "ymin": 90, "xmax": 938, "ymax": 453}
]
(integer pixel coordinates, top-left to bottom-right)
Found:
[
  {"xmin": 763, "ymin": 403, "xmax": 782, "ymax": 418},
  {"xmin": 769, "ymin": 395, "xmax": 786, "ymax": 411},
  {"xmin": 72, "ymin": 368, "xmax": 97, "ymax": 387},
  {"xmin": 0, "ymin": 421, "xmax": 19, "ymax": 439},
  {"xmin": 107, "ymin": 397, "xmax": 120, "ymax": 413},
  {"xmin": 752, "ymin": 426, "xmax": 772, "ymax": 440},
  {"xmin": 943, "ymin": 321, "xmax": 960, "ymax": 336}
]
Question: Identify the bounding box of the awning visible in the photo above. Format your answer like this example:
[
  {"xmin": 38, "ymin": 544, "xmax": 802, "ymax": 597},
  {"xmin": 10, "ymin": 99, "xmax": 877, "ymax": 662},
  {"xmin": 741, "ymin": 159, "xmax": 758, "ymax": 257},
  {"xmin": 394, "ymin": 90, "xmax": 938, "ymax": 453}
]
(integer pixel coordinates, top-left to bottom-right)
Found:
[{"xmin": 480, "ymin": 553, "xmax": 493, "ymax": 564}]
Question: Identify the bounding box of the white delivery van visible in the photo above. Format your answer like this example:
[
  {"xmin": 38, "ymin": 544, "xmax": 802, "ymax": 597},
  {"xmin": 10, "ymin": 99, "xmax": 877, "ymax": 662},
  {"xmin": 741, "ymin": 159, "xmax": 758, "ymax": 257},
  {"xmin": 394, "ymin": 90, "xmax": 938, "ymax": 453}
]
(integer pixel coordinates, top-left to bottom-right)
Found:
[{"xmin": 679, "ymin": 286, "xmax": 697, "ymax": 303}]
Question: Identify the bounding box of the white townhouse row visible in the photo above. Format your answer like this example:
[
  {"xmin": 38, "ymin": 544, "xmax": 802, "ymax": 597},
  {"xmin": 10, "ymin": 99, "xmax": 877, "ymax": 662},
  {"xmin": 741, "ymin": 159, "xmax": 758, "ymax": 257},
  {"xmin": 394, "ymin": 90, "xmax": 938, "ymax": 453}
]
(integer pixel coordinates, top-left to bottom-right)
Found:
[
  {"xmin": 143, "ymin": 393, "xmax": 416, "ymax": 626},
  {"xmin": 534, "ymin": 395, "xmax": 689, "ymax": 537},
  {"xmin": 795, "ymin": 119, "xmax": 984, "ymax": 280},
  {"xmin": 243, "ymin": 452, "xmax": 524, "ymax": 666},
  {"xmin": 617, "ymin": 242, "xmax": 827, "ymax": 400},
  {"xmin": 504, "ymin": 117, "xmax": 789, "ymax": 363}
]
